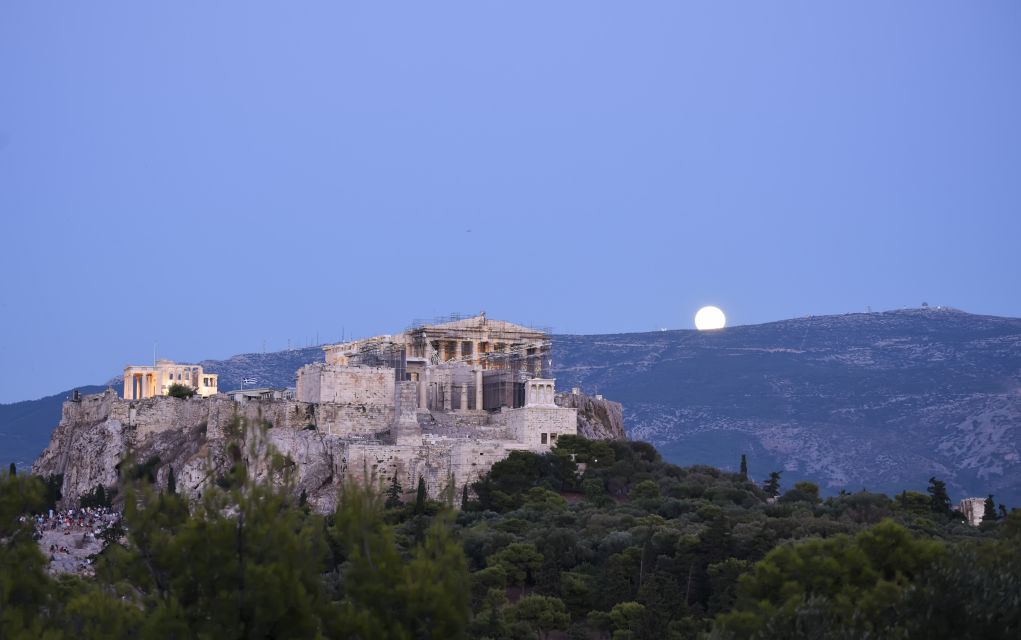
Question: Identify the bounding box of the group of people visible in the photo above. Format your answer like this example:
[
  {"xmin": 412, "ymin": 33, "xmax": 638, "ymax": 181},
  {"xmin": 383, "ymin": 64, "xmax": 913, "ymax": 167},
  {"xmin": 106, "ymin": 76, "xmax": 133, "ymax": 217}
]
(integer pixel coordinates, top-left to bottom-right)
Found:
[{"xmin": 26, "ymin": 506, "xmax": 120, "ymax": 575}]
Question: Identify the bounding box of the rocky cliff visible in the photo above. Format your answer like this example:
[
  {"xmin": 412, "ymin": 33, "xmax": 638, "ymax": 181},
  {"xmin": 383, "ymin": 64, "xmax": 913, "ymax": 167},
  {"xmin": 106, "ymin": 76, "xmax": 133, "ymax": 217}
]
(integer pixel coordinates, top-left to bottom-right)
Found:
[
  {"xmin": 33, "ymin": 387, "xmax": 622, "ymax": 512},
  {"xmin": 555, "ymin": 392, "xmax": 626, "ymax": 440},
  {"xmin": 33, "ymin": 390, "xmax": 345, "ymax": 512}
]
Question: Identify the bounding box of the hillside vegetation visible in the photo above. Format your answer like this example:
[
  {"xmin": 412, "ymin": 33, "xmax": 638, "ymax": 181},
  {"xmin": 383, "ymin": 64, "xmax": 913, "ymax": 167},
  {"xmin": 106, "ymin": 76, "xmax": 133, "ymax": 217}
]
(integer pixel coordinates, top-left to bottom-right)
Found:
[{"xmin": 2, "ymin": 431, "xmax": 1018, "ymax": 639}]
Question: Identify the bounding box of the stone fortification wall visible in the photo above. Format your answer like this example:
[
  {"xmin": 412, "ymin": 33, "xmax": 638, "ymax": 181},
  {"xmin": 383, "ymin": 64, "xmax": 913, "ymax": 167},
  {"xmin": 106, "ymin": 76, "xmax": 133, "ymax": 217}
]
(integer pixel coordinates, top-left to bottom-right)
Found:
[
  {"xmin": 346, "ymin": 438, "xmax": 511, "ymax": 503},
  {"xmin": 295, "ymin": 364, "xmax": 395, "ymax": 406},
  {"xmin": 506, "ymin": 405, "xmax": 578, "ymax": 451},
  {"xmin": 313, "ymin": 403, "xmax": 394, "ymax": 437}
]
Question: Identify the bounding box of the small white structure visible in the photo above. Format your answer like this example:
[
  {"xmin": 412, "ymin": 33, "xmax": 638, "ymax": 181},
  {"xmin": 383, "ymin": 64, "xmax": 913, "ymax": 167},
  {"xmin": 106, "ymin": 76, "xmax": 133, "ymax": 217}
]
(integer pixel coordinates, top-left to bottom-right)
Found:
[{"xmin": 959, "ymin": 497, "xmax": 986, "ymax": 526}]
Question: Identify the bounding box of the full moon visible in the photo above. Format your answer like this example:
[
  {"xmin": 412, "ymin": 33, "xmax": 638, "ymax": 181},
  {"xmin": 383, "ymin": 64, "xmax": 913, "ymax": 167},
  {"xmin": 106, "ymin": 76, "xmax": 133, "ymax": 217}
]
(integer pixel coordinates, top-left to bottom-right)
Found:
[{"xmin": 695, "ymin": 306, "xmax": 726, "ymax": 331}]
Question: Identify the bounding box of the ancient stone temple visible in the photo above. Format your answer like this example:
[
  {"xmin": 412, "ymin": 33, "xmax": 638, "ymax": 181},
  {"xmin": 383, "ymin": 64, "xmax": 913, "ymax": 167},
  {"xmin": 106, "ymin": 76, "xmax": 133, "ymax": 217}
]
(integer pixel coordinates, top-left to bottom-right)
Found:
[
  {"xmin": 122, "ymin": 359, "xmax": 218, "ymax": 399},
  {"xmin": 295, "ymin": 313, "xmax": 575, "ymax": 452},
  {"xmin": 39, "ymin": 315, "xmax": 623, "ymax": 514}
]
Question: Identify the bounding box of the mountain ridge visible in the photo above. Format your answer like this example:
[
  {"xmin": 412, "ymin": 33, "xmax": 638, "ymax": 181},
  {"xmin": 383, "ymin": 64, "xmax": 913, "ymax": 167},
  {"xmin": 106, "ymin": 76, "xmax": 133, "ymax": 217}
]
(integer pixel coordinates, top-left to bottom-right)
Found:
[{"xmin": 3, "ymin": 308, "xmax": 1019, "ymax": 504}]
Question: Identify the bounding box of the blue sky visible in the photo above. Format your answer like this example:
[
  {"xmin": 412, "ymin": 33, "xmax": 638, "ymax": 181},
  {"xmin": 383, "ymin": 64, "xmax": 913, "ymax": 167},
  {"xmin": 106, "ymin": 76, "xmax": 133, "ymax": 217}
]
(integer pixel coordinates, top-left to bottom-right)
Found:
[{"xmin": 1, "ymin": 1, "xmax": 1019, "ymax": 402}]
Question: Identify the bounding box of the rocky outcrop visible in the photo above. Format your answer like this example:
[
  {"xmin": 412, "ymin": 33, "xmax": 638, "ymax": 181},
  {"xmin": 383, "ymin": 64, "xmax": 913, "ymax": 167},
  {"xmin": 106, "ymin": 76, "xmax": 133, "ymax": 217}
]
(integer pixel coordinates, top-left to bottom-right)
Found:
[
  {"xmin": 555, "ymin": 391, "xmax": 626, "ymax": 440},
  {"xmin": 32, "ymin": 387, "xmax": 595, "ymax": 514},
  {"xmin": 33, "ymin": 389, "xmax": 346, "ymax": 512}
]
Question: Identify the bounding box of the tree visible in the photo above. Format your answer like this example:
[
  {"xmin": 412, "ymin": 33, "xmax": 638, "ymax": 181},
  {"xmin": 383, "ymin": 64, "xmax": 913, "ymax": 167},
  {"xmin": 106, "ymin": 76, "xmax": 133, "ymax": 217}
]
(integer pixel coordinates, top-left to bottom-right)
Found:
[
  {"xmin": 330, "ymin": 479, "xmax": 469, "ymax": 638},
  {"xmin": 609, "ymin": 601, "xmax": 647, "ymax": 640},
  {"xmin": 166, "ymin": 383, "xmax": 195, "ymax": 399},
  {"xmin": 385, "ymin": 474, "xmax": 403, "ymax": 509},
  {"xmin": 714, "ymin": 520, "xmax": 946, "ymax": 638},
  {"xmin": 461, "ymin": 483, "xmax": 469, "ymax": 510},
  {"xmin": 762, "ymin": 471, "xmax": 781, "ymax": 498},
  {"xmin": 0, "ymin": 473, "xmax": 60, "ymax": 638},
  {"xmin": 982, "ymin": 495, "xmax": 999, "ymax": 523},
  {"xmin": 739, "ymin": 454, "xmax": 748, "ymax": 480},
  {"xmin": 167, "ymin": 467, "xmax": 177, "ymax": 495},
  {"xmin": 8, "ymin": 462, "xmax": 15, "ymax": 477},
  {"xmin": 779, "ymin": 481, "xmax": 820, "ymax": 505},
  {"xmin": 512, "ymin": 594, "xmax": 570, "ymax": 639},
  {"xmin": 415, "ymin": 476, "xmax": 426, "ymax": 515},
  {"xmin": 489, "ymin": 543, "xmax": 544, "ymax": 592},
  {"xmin": 927, "ymin": 477, "xmax": 951, "ymax": 515}
]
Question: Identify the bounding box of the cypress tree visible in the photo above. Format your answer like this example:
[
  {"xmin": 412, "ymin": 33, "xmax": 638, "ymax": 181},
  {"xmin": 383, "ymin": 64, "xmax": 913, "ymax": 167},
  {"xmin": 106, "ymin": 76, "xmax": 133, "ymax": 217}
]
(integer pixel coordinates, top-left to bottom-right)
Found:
[
  {"xmin": 927, "ymin": 476, "xmax": 951, "ymax": 515},
  {"xmin": 8, "ymin": 462, "xmax": 15, "ymax": 477},
  {"xmin": 415, "ymin": 476, "xmax": 426, "ymax": 515},
  {"xmin": 385, "ymin": 474, "xmax": 403, "ymax": 509},
  {"xmin": 762, "ymin": 471, "xmax": 782, "ymax": 499},
  {"xmin": 739, "ymin": 454, "xmax": 748, "ymax": 480},
  {"xmin": 982, "ymin": 494, "xmax": 998, "ymax": 522},
  {"xmin": 461, "ymin": 483, "xmax": 469, "ymax": 510},
  {"xmin": 167, "ymin": 467, "xmax": 177, "ymax": 495}
]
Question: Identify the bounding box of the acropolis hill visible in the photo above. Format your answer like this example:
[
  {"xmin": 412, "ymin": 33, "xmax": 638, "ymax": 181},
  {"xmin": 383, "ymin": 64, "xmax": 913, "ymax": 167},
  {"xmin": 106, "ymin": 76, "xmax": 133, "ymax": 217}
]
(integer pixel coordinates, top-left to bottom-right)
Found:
[{"xmin": 33, "ymin": 315, "xmax": 625, "ymax": 511}]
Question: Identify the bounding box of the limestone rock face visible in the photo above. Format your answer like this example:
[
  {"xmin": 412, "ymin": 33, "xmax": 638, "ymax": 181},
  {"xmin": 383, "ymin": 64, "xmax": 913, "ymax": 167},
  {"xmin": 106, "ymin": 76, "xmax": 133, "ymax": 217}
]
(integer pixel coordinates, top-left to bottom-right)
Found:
[
  {"xmin": 33, "ymin": 386, "xmax": 617, "ymax": 514},
  {"xmin": 555, "ymin": 392, "xmax": 626, "ymax": 440},
  {"xmin": 32, "ymin": 389, "xmax": 351, "ymax": 513}
]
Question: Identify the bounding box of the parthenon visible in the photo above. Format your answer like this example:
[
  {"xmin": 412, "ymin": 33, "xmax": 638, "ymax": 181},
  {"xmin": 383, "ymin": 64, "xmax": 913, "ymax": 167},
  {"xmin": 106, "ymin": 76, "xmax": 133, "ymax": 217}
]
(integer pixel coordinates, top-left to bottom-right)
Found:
[{"xmin": 309, "ymin": 313, "xmax": 553, "ymax": 413}]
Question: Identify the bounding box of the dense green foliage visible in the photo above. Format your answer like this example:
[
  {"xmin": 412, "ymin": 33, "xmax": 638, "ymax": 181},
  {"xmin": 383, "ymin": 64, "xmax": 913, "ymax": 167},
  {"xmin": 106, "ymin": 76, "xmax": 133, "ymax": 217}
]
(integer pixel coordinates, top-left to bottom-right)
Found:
[
  {"xmin": 165, "ymin": 384, "xmax": 195, "ymax": 399},
  {"xmin": 1, "ymin": 434, "xmax": 1018, "ymax": 639}
]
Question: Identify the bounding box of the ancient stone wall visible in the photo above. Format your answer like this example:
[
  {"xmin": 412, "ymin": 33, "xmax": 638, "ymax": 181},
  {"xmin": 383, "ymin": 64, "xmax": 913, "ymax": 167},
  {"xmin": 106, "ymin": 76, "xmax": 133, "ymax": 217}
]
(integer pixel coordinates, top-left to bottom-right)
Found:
[
  {"xmin": 295, "ymin": 364, "xmax": 395, "ymax": 406},
  {"xmin": 506, "ymin": 405, "xmax": 578, "ymax": 451},
  {"xmin": 314, "ymin": 403, "xmax": 394, "ymax": 437},
  {"xmin": 346, "ymin": 438, "xmax": 511, "ymax": 502}
]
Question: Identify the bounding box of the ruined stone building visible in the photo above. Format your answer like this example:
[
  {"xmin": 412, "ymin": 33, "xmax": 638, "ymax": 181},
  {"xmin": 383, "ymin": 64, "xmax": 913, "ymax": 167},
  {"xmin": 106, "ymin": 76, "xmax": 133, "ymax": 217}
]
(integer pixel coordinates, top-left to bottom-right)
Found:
[
  {"xmin": 39, "ymin": 315, "xmax": 622, "ymax": 513},
  {"xmin": 123, "ymin": 359, "xmax": 218, "ymax": 399}
]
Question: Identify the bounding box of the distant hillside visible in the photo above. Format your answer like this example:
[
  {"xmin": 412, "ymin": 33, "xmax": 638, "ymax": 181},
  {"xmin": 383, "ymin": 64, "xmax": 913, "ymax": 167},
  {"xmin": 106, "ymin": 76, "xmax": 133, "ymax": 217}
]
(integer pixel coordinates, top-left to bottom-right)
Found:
[
  {"xmin": 553, "ymin": 308, "xmax": 1021, "ymax": 506},
  {"xmin": 0, "ymin": 386, "xmax": 105, "ymax": 469},
  {"xmin": 4, "ymin": 308, "xmax": 1020, "ymax": 505}
]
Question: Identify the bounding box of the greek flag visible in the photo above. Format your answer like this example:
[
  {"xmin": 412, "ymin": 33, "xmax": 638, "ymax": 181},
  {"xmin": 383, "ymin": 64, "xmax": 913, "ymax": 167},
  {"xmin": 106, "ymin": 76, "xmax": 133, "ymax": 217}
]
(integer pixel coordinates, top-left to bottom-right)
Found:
[{"xmin": 242, "ymin": 378, "xmax": 257, "ymax": 385}]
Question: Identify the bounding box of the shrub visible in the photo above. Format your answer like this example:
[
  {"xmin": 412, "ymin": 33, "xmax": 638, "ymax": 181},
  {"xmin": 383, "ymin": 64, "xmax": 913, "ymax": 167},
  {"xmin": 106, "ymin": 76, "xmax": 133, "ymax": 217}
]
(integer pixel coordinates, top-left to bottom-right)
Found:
[{"xmin": 167, "ymin": 383, "xmax": 195, "ymax": 399}]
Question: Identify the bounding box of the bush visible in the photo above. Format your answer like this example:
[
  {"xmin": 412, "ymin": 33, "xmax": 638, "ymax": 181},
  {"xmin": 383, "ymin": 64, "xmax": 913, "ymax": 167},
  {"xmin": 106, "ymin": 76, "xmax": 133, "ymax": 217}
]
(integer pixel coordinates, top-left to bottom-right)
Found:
[{"xmin": 167, "ymin": 383, "xmax": 196, "ymax": 399}]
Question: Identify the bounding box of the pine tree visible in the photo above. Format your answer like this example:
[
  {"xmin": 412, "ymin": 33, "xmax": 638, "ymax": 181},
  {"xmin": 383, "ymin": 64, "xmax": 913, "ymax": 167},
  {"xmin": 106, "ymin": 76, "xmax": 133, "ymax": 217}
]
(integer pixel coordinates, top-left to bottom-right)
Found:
[
  {"xmin": 762, "ymin": 471, "xmax": 782, "ymax": 499},
  {"xmin": 927, "ymin": 477, "xmax": 951, "ymax": 515},
  {"xmin": 167, "ymin": 467, "xmax": 177, "ymax": 495},
  {"xmin": 739, "ymin": 454, "xmax": 748, "ymax": 480},
  {"xmin": 982, "ymin": 494, "xmax": 998, "ymax": 522},
  {"xmin": 415, "ymin": 476, "xmax": 426, "ymax": 515},
  {"xmin": 385, "ymin": 475, "xmax": 403, "ymax": 509}
]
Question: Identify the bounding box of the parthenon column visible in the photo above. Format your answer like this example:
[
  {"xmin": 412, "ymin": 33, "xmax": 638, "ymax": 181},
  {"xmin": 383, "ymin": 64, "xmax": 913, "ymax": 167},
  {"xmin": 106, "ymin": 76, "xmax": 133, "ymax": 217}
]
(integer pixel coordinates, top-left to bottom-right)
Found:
[
  {"xmin": 459, "ymin": 384, "xmax": 467, "ymax": 411},
  {"xmin": 443, "ymin": 382, "xmax": 452, "ymax": 411},
  {"xmin": 474, "ymin": 369, "xmax": 483, "ymax": 411}
]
